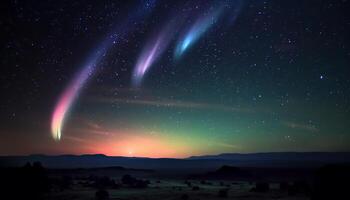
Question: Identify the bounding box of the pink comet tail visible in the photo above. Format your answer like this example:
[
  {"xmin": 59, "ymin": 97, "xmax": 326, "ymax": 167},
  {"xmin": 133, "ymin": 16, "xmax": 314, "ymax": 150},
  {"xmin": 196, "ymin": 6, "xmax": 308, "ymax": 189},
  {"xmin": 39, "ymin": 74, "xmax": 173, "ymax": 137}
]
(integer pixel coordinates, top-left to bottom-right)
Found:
[{"xmin": 51, "ymin": 65, "xmax": 93, "ymax": 140}]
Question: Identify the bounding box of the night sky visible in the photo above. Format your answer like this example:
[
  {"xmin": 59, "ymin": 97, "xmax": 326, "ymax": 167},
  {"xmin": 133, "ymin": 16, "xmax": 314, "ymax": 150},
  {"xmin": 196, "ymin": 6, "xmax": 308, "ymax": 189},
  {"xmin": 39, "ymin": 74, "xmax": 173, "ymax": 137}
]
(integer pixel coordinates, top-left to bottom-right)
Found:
[{"xmin": 1, "ymin": 0, "xmax": 349, "ymax": 158}]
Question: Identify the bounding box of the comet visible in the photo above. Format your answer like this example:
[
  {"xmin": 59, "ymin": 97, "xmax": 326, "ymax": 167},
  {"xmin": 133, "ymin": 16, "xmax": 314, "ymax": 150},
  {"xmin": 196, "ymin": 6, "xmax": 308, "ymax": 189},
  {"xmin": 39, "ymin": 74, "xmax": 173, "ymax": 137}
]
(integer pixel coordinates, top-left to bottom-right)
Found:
[
  {"xmin": 51, "ymin": 0, "xmax": 157, "ymax": 140},
  {"xmin": 174, "ymin": 8, "xmax": 223, "ymax": 59},
  {"xmin": 175, "ymin": 0, "xmax": 243, "ymax": 59},
  {"xmin": 51, "ymin": 64, "xmax": 94, "ymax": 140},
  {"xmin": 132, "ymin": 23, "xmax": 175, "ymax": 86}
]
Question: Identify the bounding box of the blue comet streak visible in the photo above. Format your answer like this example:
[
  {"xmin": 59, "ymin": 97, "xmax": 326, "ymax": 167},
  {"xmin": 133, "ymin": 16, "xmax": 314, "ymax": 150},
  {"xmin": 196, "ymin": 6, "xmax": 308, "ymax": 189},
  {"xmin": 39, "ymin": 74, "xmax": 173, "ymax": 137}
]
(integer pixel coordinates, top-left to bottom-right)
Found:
[
  {"xmin": 174, "ymin": 8, "xmax": 223, "ymax": 59},
  {"xmin": 175, "ymin": 0, "xmax": 243, "ymax": 60}
]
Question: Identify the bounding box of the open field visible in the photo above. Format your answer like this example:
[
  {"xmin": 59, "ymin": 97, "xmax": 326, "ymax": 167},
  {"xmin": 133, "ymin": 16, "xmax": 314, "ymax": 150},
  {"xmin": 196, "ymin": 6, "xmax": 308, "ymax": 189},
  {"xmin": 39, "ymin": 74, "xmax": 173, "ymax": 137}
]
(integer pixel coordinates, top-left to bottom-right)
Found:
[
  {"xmin": 46, "ymin": 179, "xmax": 309, "ymax": 200},
  {"xmin": 1, "ymin": 154, "xmax": 349, "ymax": 199}
]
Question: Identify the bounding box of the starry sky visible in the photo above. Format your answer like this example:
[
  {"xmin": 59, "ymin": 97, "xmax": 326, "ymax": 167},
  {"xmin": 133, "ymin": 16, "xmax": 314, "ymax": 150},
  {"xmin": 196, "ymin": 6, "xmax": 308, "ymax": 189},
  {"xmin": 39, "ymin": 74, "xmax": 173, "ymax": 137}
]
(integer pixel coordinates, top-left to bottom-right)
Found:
[{"xmin": 1, "ymin": 0, "xmax": 350, "ymax": 158}]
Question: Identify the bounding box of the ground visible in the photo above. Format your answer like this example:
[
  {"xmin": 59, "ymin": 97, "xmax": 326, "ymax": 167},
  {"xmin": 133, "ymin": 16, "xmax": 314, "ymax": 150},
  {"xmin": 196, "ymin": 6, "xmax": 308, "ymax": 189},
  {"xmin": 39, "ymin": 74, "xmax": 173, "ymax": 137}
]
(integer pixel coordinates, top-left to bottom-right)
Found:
[{"xmin": 46, "ymin": 179, "xmax": 309, "ymax": 200}]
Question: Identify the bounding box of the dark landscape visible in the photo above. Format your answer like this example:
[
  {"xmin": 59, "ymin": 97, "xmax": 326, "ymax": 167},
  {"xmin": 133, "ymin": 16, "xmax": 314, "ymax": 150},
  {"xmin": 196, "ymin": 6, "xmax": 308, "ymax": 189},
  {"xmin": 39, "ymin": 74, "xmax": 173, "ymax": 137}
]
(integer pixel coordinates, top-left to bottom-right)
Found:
[{"xmin": 1, "ymin": 152, "xmax": 350, "ymax": 199}]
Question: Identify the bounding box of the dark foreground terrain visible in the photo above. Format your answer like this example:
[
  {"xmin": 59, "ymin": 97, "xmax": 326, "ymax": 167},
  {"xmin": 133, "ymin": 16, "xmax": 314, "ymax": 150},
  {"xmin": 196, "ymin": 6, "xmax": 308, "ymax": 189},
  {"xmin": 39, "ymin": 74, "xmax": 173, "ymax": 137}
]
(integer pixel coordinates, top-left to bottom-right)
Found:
[{"xmin": 1, "ymin": 153, "xmax": 349, "ymax": 200}]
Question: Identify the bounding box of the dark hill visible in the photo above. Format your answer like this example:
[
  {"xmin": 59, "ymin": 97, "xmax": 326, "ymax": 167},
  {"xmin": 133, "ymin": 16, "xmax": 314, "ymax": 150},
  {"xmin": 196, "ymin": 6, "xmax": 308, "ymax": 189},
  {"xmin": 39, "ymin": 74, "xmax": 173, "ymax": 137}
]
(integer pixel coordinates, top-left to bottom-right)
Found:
[{"xmin": 1, "ymin": 152, "xmax": 349, "ymax": 169}]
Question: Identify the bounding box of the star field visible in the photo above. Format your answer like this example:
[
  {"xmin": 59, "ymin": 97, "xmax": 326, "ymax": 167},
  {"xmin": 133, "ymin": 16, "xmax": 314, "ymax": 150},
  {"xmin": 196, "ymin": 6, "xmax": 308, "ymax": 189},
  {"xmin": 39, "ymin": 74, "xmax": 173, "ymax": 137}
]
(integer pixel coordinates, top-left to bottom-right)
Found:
[{"xmin": 0, "ymin": 0, "xmax": 349, "ymax": 157}]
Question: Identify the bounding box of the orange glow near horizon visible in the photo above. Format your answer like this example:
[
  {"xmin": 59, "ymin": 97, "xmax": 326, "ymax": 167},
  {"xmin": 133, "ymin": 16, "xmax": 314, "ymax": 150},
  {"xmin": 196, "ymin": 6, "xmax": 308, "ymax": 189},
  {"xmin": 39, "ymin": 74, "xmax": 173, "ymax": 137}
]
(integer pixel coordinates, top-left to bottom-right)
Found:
[
  {"xmin": 62, "ymin": 125, "xmax": 197, "ymax": 158},
  {"xmin": 92, "ymin": 135, "xmax": 191, "ymax": 158}
]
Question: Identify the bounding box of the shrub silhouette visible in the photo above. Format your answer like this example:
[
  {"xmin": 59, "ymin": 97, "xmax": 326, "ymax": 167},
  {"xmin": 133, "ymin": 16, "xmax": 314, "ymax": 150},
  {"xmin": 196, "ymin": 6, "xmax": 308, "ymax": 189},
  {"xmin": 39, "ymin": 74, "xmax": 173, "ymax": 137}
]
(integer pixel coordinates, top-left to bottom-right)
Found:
[
  {"xmin": 184, "ymin": 180, "xmax": 192, "ymax": 187},
  {"xmin": 95, "ymin": 189, "xmax": 109, "ymax": 200},
  {"xmin": 218, "ymin": 188, "xmax": 229, "ymax": 198},
  {"xmin": 173, "ymin": 186, "xmax": 183, "ymax": 191},
  {"xmin": 121, "ymin": 174, "xmax": 149, "ymax": 188},
  {"xmin": 279, "ymin": 181, "xmax": 289, "ymax": 191},
  {"xmin": 1, "ymin": 162, "xmax": 50, "ymax": 199},
  {"xmin": 192, "ymin": 186, "xmax": 200, "ymax": 191},
  {"xmin": 181, "ymin": 194, "xmax": 189, "ymax": 200},
  {"xmin": 94, "ymin": 176, "xmax": 116, "ymax": 189},
  {"xmin": 134, "ymin": 179, "xmax": 149, "ymax": 188},
  {"xmin": 56, "ymin": 175, "xmax": 73, "ymax": 191},
  {"xmin": 311, "ymin": 164, "xmax": 350, "ymax": 200},
  {"xmin": 251, "ymin": 182, "xmax": 269, "ymax": 193},
  {"xmin": 288, "ymin": 180, "xmax": 310, "ymax": 196},
  {"xmin": 121, "ymin": 174, "xmax": 136, "ymax": 185}
]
